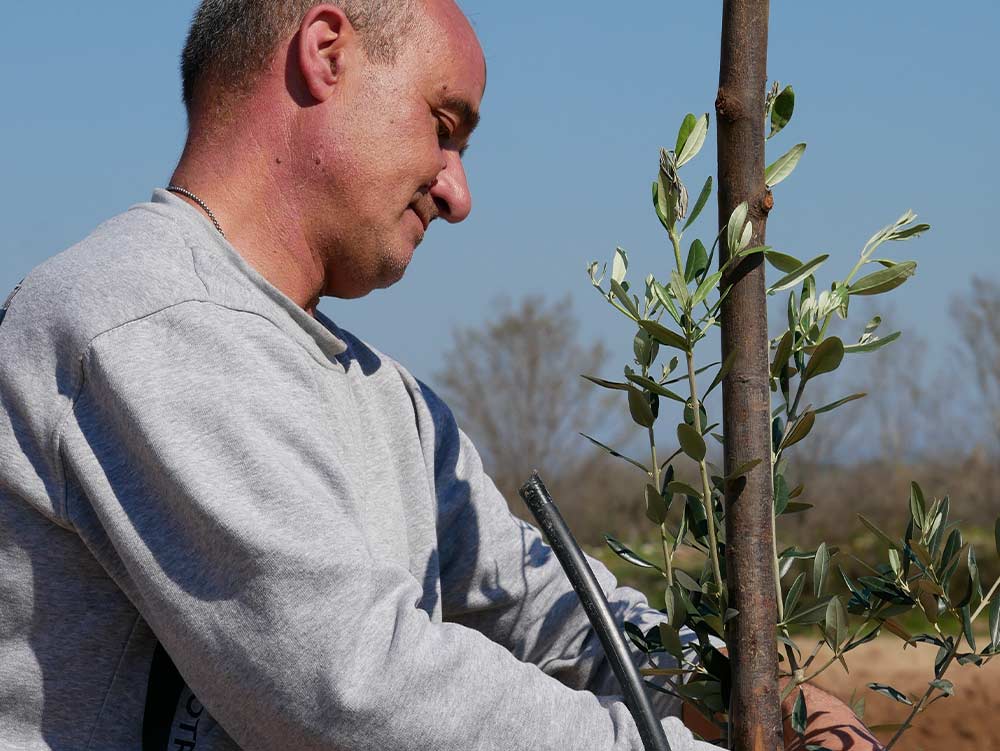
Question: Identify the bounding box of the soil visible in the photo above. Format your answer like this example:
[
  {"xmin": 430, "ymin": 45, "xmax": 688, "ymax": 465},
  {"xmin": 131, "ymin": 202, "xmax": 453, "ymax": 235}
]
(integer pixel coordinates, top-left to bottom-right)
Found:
[{"xmin": 805, "ymin": 637, "xmax": 998, "ymax": 751}]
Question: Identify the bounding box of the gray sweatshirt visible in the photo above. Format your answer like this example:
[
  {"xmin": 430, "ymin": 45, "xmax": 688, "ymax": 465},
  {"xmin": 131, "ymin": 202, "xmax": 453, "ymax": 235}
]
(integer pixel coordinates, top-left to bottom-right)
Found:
[{"xmin": 0, "ymin": 190, "xmax": 715, "ymax": 751}]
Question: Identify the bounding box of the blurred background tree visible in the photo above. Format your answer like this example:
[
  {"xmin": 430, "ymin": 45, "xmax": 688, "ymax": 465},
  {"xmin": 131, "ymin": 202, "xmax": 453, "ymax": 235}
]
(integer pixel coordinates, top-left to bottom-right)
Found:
[{"xmin": 436, "ymin": 278, "xmax": 999, "ymax": 573}]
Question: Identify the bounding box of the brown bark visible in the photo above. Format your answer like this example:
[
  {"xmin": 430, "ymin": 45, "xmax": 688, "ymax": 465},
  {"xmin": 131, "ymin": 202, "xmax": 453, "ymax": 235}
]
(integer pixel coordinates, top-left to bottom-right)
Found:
[{"xmin": 715, "ymin": 1, "xmax": 783, "ymax": 750}]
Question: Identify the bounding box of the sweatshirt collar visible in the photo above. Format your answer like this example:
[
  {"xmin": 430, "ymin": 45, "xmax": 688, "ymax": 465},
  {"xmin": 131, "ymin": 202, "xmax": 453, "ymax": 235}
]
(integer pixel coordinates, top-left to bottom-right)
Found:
[{"xmin": 149, "ymin": 188, "xmax": 349, "ymax": 358}]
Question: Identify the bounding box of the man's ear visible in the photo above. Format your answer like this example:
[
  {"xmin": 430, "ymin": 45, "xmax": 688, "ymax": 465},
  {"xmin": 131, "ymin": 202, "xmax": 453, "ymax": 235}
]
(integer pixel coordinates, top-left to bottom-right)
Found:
[{"xmin": 297, "ymin": 4, "xmax": 356, "ymax": 103}]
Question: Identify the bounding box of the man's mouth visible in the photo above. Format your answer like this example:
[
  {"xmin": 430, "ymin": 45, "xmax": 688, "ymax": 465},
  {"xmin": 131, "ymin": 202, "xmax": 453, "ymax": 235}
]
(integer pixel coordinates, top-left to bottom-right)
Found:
[{"xmin": 408, "ymin": 196, "xmax": 438, "ymax": 232}]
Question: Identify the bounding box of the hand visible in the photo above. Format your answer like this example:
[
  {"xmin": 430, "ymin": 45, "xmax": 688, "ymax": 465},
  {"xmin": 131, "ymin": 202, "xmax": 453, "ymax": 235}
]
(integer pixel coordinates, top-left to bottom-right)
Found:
[
  {"xmin": 681, "ymin": 681, "xmax": 883, "ymax": 750},
  {"xmin": 782, "ymin": 682, "xmax": 883, "ymax": 751}
]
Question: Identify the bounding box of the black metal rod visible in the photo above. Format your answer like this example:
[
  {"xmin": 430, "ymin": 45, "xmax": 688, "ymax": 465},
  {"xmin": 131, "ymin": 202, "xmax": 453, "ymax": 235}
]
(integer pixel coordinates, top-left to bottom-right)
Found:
[{"xmin": 519, "ymin": 472, "xmax": 672, "ymax": 751}]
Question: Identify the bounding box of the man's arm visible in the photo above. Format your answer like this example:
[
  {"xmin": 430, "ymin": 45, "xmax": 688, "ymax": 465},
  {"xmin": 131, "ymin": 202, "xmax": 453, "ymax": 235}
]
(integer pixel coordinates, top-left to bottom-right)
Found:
[
  {"xmin": 418, "ymin": 381, "xmax": 697, "ymax": 706},
  {"xmin": 61, "ymin": 302, "xmax": 709, "ymax": 751}
]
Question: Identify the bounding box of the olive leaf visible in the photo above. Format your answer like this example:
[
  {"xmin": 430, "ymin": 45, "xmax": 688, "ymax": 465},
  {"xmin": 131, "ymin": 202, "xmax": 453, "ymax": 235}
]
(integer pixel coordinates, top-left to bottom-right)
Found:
[
  {"xmin": 867, "ymin": 683, "xmax": 913, "ymax": 706},
  {"xmin": 791, "ymin": 690, "xmax": 808, "ymax": 736},
  {"xmin": 765, "ymin": 143, "xmax": 806, "ymax": 188},
  {"xmin": 769, "ymin": 85, "xmax": 795, "ymax": 139},
  {"xmin": 683, "ymin": 176, "xmax": 713, "ymax": 231},
  {"xmin": 677, "ymin": 423, "xmax": 707, "ymax": 462}
]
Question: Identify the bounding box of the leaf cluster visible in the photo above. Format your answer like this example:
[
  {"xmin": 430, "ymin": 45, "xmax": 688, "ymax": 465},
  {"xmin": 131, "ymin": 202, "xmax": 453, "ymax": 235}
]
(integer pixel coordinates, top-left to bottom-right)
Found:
[{"xmin": 577, "ymin": 88, "xmax": 969, "ymax": 748}]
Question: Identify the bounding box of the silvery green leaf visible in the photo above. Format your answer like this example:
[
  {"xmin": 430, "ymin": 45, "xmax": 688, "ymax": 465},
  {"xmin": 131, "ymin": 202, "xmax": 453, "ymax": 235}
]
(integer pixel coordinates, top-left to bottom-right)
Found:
[
  {"xmin": 606, "ymin": 536, "xmax": 660, "ymax": 570},
  {"xmin": 675, "ymin": 113, "xmax": 697, "ymax": 156},
  {"xmin": 826, "ymin": 595, "xmax": 848, "ymax": 647},
  {"xmin": 784, "ymin": 502, "xmax": 814, "ymax": 514},
  {"xmin": 961, "ymin": 605, "xmax": 976, "ymax": 651},
  {"xmin": 765, "ymin": 143, "xmax": 807, "ymax": 188},
  {"xmin": 864, "ymin": 315, "xmax": 882, "ymax": 335},
  {"xmin": 849, "ymin": 261, "xmax": 917, "ymax": 296},
  {"xmin": 644, "ymin": 274, "xmax": 656, "ymax": 309},
  {"xmin": 638, "ymin": 319, "xmax": 688, "ymax": 351},
  {"xmin": 784, "ymin": 572, "xmax": 807, "ymax": 617},
  {"xmin": 969, "ymin": 547, "xmax": 984, "ymax": 606},
  {"xmin": 684, "ymin": 239, "xmax": 709, "ymax": 283},
  {"xmin": 626, "ymin": 372, "xmax": 686, "ymax": 402},
  {"xmin": 814, "ymin": 542, "xmax": 830, "ymax": 598},
  {"xmin": 814, "ymin": 393, "xmax": 866, "ymax": 415},
  {"xmin": 792, "ymin": 690, "xmax": 808, "ymax": 736},
  {"xmin": 765, "ymin": 80, "xmax": 780, "ymax": 120},
  {"xmin": 774, "ymin": 474, "xmax": 790, "ymax": 516},
  {"xmin": 691, "ymin": 271, "xmax": 724, "ymax": 309},
  {"xmin": 580, "ymin": 433, "xmax": 650, "ymax": 473},
  {"xmin": 645, "ymin": 483, "xmax": 667, "ymax": 525},
  {"xmin": 857, "ymin": 514, "xmax": 900, "ymax": 550},
  {"xmin": 816, "ymin": 290, "xmax": 831, "ymax": 315},
  {"xmin": 768, "ymin": 255, "xmax": 829, "ymax": 294},
  {"xmin": 867, "ymin": 683, "xmax": 913, "ymax": 706},
  {"xmin": 587, "ymin": 260, "xmax": 606, "ymax": 287},
  {"xmin": 610, "ymin": 280, "xmax": 640, "ymax": 319},
  {"xmin": 670, "ymin": 270, "xmax": 691, "ymax": 308},
  {"xmin": 676, "ymin": 113, "xmax": 709, "ymax": 168},
  {"xmin": 844, "ymin": 331, "xmax": 901, "ymax": 354},
  {"xmin": 612, "ymin": 247, "xmax": 628, "ymax": 284},
  {"xmin": 704, "ymin": 351, "xmax": 736, "ymax": 398},
  {"xmin": 780, "ymin": 410, "xmax": 815, "ymax": 450},
  {"xmin": 677, "ymin": 423, "xmax": 707, "ymax": 462},
  {"xmin": 663, "ymin": 356, "xmax": 680, "ymax": 380},
  {"xmin": 726, "ymin": 202, "xmax": 749, "ymax": 255},
  {"xmin": 891, "ymin": 223, "xmax": 931, "ymax": 241},
  {"xmin": 652, "ymin": 181, "xmax": 671, "ymax": 231},
  {"xmin": 779, "ymin": 555, "xmax": 795, "ymax": 579},
  {"xmin": 770, "ymin": 331, "xmax": 793, "ymax": 378},
  {"xmin": 627, "ymin": 386, "xmax": 656, "ymax": 428},
  {"xmin": 803, "ymin": 275, "xmax": 816, "ymax": 303},
  {"xmin": 726, "ymin": 458, "xmax": 763, "ymax": 480},
  {"xmin": 665, "ymin": 585, "xmax": 688, "ymax": 630},
  {"xmin": 930, "ymin": 679, "xmax": 954, "ymax": 697},
  {"xmin": 655, "ymin": 176, "xmax": 676, "ymax": 228},
  {"xmin": 634, "ymin": 328, "xmax": 658, "ymax": 368},
  {"xmin": 784, "ymin": 598, "xmax": 833, "ymax": 625},
  {"xmin": 909, "ymin": 482, "xmax": 926, "ymax": 529},
  {"xmin": 738, "ymin": 219, "xmax": 754, "ymax": 252},
  {"xmin": 581, "ymin": 374, "xmax": 631, "ymax": 391},
  {"xmin": 852, "ymin": 694, "xmax": 866, "ymax": 721},
  {"xmin": 658, "ymin": 623, "xmax": 685, "ymax": 659},
  {"xmin": 889, "ymin": 548, "xmax": 902, "ymax": 576},
  {"xmin": 764, "ymin": 249, "xmax": 803, "ymax": 273},
  {"xmin": 651, "ymin": 282, "xmax": 682, "ymax": 325},
  {"xmin": 861, "ymin": 210, "xmax": 928, "ymax": 260},
  {"xmin": 989, "ymin": 590, "xmax": 1000, "ymax": 651},
  {"xmin": 658, "ymin": 148, "xmax": 686, "ymax": 223},
  {"xmin": 683, "ymin": 176, "xmax": 713, "ymax": 231},
  {"xmin": 768, "ymin": 85, "xmax": 795, "ymax": 140},
  {"xmin": 668, "ymin": 480, "xmax": 702, "ymax": 498},
  {"xmin": 803, "ymin": 337, "xmax": 844, "ymax": 382}
]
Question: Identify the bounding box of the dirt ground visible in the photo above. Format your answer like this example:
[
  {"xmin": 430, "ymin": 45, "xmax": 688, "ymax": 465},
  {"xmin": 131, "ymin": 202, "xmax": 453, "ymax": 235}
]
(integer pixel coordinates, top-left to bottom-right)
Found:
[{"xmin": 805, "ymin": 637, "xmax": 998, "ymax": 751}]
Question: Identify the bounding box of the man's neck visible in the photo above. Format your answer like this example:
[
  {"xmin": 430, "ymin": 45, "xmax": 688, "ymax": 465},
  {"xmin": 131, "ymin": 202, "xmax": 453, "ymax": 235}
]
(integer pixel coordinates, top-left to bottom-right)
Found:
[{"xmin": 169, "ymin": 138, "xmax": 326, "ymax": 315}]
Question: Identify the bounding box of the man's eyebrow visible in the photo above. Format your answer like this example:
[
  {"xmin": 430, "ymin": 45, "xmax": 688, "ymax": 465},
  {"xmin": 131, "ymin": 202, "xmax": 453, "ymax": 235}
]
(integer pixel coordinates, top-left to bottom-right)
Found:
[{"xmin": 440, "ymin": 96, "xmax": 481, "ymax": 135}]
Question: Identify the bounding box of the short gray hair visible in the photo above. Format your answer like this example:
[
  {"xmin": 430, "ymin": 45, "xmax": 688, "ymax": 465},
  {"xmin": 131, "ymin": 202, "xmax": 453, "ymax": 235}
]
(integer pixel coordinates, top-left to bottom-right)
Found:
[{"xmin": 181, "ymin": 0, "xmax": 418, "ymax": 113}]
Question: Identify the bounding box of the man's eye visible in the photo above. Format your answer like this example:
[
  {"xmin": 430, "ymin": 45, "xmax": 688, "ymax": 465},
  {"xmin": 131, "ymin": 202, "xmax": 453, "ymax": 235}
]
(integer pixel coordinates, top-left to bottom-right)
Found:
[{"xmin": 437, "ymin": 120, "xmax": 452, "ymax": 141}]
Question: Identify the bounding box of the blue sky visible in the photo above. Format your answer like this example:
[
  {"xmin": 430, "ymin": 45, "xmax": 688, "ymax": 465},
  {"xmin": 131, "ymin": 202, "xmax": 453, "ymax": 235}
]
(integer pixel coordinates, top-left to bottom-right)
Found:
[{"xmin": 2, "ymin": 1, "xmax": 997, "ymax": 399}]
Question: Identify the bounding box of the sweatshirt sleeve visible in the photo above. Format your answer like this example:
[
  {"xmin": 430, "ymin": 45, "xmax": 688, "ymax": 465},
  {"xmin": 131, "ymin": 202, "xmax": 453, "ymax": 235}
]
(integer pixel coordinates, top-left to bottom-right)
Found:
[
  {"xmin": 421, "ymin": 383, "xmax": 697, "ymax": 714},
  {"xmin": 59, "ymin": 302, "xmax": 712, "ymax": 751}
]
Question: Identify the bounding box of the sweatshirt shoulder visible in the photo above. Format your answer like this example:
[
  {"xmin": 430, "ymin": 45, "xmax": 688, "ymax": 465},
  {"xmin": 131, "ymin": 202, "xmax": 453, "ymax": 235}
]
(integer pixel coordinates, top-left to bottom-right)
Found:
[{"xmin": 11, "ymin": 203, "xmax": 209, "ymax": 345}]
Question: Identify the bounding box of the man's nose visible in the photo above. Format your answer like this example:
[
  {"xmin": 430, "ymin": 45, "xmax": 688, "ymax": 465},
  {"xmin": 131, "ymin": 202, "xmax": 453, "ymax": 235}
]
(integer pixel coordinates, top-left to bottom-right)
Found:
[{"xmin": 430, "ymin": 150, "xmax": 472, "ymax": 223}]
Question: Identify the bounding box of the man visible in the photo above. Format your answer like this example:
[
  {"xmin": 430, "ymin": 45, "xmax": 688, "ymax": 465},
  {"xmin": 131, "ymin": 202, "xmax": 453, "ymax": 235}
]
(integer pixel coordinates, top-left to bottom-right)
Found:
[{"xmin": 0, "ymin": 2, "xmax": 879, "ymax": 749}]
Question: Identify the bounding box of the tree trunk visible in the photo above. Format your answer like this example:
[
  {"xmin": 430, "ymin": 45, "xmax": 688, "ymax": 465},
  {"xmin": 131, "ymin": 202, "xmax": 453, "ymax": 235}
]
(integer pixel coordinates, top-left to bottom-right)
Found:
[{"xmin": 715, "ymin": 1, "xmax": 783, "ymax": 750}]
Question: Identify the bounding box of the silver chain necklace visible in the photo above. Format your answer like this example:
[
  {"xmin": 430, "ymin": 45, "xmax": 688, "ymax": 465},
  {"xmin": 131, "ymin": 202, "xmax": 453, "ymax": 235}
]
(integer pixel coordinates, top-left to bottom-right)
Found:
[{"xmin": 166, "ymin": 184, "xmax": 226, "ymax": 238}]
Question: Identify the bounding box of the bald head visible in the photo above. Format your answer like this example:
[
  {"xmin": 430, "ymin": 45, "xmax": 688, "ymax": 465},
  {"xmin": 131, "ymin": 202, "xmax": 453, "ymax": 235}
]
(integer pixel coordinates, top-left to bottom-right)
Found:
[{"xmin": 181, "ymin": 0, "xmax": 418, "ymax": 115}]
